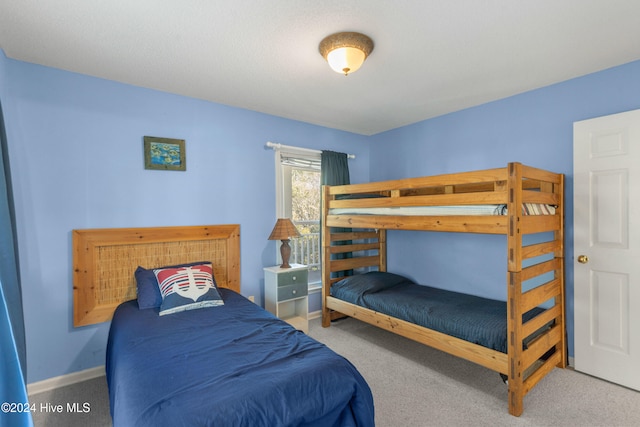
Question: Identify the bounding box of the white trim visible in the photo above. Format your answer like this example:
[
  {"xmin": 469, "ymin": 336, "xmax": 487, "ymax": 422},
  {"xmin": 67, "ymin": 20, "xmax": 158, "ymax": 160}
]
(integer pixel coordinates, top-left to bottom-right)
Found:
[
  {"xmin": 27, "ymin": 366, "xmax": 105, "ymax": 396},
  {"xmin": 308, "ymin": 284, "xmax": 322, "ymax": 294},
  {"xmin": 273, "ymin": 144, "xmax": 322, "ymax": 264},
  {"xmin": 266, "ymin": 141, "xmax": 355, "ymax": 159},
  {"xmin": 308, "ymin": 309, "xmax": 321, "ymax": 320}
]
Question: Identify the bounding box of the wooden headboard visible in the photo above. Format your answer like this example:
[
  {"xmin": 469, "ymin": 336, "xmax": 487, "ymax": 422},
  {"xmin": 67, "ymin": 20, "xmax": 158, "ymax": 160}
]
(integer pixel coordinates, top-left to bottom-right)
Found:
[{"xmin": 73, "ymin": 224, "xmax": 240, "ymax": 327}]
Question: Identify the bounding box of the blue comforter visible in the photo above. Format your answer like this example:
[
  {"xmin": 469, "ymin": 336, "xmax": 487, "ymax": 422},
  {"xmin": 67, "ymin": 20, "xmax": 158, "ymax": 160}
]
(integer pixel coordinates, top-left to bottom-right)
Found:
[
  {"xmin": 331, "ymin": 272, "xmax": 543, "ymax": 354},
  {"xmin": 106, "ymin": 289, "xmax": 374, "ymax": 427}
]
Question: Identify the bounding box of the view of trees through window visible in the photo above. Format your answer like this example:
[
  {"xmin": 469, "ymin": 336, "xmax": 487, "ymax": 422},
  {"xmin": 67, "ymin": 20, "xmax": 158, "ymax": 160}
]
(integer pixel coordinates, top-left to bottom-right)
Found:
[
  {"xmin": 291, "ymin": 169, "xmax": 320, "ymax": 231},
  {"xmin": 290, "ymin": 168, "xmax": 321, "ymax": 283}
]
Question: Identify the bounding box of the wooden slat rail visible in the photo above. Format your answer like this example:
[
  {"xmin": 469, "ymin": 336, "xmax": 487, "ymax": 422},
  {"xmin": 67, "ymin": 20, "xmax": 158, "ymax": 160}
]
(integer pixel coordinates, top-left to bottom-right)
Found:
[
  {"xmin": 521, "ymin": 216, "xmax": 560, "ymax": 234},
  {"xmin": 522, "ymin": 305, "xmax": 561, "ymax": 339},
  {"xmin": 330, "ymin": 231, "xmax": 379, "ymax": 241},
  {"xmin": 521, "ymin": 164, "xmax": 563, "ymax": 184},
  {"xmin": 521, "ymin": 190, "xmax": 559, "ymax": 205},
  {"xmin": 523, "ymin": 351, "xmax": 562, "ymax": 396},
  {"xmin": 522, "ymin": 241, "xmax": 561, "ymax": 260},
  {"xmin": 327, "ymin": 215, "xmax": 509, "ymax": 234},
  {"xmin": 525, "ymin": 324, "xmax": 562, "ymax": 362},
  {"xmin": 329, "ymin": 231, "xmax": 381, "ymax": 255},
  {"xmin": 329, "ymin": 187, "xmax": 558, "ymax": 209},
  {"xmin": 329, "ymin": 256, "xmax": 381, "ymax": 273},
  {"xmin": 330, "ymin": 242, "xmax": 380, "ymax": 254},
  {"xmin": 321, "ymin": 162, "xmax": 566, "ymax": 417},
  {"xmin": 522, "ymin": 258, "xmax": 561, "ymax": 281},
  {"xmin": 328, "ymin": 167, "xmax": 508, "ymax": 196},
  {"xmin": 521, "ymin": 280, "xmax": 561, "ymax": 314},
  {"xmin": 326, "ymin": 296, "xmax": 509, "ymax": 373}
]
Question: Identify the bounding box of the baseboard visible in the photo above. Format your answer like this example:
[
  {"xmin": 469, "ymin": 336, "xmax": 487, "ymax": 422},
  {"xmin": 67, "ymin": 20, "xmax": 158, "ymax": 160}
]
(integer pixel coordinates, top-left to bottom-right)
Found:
[
  {"xmin": 27, "ymin": 366, "xmax": 105, "ymax": 396},
  {"xmin": 308, "ymin": 310, "xmax": 321, "ymax": 320}
]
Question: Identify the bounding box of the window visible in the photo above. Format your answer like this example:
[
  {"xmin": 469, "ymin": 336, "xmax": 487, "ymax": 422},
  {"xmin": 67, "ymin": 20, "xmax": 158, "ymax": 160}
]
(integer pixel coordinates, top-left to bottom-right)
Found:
[{"xmin": 275, "ymin": 149, "xmax": 322, "ymax": 287}]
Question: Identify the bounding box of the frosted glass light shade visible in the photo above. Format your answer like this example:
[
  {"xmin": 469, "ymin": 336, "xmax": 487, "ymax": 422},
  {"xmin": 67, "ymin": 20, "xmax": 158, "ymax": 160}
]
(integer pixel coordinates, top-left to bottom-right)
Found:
[
  {"xmin": 319, "ymin": 32, "xmax": 374, "ymax": 76},
  {"xmin": 326, "ymin": 47, "xmax": 366, "ymax": 75}
]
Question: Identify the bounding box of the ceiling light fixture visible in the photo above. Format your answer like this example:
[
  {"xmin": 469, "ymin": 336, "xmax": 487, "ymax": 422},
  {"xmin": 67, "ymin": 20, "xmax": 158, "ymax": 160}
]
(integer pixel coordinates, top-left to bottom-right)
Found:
[{"xmin": 319, "ymin": 32, "xmax": 374, "ymax": 76}]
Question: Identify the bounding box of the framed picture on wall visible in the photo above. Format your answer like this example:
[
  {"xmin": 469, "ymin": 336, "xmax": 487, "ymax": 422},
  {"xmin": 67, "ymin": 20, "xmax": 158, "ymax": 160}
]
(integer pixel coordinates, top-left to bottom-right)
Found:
[{"xmin": 144, "ymin": 136, "xmax": 186, "ymax": 171}]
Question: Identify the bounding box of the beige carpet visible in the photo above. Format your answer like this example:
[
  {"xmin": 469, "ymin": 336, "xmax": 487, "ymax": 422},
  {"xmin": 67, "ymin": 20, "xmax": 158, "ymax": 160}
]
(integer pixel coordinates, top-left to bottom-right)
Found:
[
  {"xmin": 309, "ymin": 317, "xmax": 640, "ymax": 427},
  {"xmin": 29, "ymin": 316, "xmax": 640, "ymax": 426}
]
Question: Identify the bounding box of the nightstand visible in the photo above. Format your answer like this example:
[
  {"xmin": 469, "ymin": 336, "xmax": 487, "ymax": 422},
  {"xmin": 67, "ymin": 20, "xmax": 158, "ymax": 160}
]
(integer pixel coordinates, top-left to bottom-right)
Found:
[{"xmin": 264, "ymin": 264, "xmax": 308, "ymax": 333}]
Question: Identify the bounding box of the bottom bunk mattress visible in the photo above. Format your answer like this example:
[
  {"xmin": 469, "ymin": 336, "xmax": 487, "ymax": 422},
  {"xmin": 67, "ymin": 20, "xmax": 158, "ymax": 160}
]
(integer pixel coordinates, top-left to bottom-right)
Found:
[
  {"xmin": 331, "ymin": 272, "xmax": 543, "ymax": 354},
  {"xmin": 106, "ymin": 289, "xmax": 374, "ymax": 427}
]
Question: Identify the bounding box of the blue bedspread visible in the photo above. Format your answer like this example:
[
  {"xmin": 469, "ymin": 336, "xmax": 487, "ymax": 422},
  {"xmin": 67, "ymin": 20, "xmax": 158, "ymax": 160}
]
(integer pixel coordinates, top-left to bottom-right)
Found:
[
  {"xmin": 331, "ymin": 272, "xmax": 542, "ymax": 353},
  {"xmin": 106, "ymin": 289, "xmax": 374, "ymax": 427}
]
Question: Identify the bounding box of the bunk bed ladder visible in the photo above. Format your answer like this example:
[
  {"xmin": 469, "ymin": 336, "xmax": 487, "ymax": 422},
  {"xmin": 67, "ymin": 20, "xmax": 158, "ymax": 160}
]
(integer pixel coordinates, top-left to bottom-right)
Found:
[
  {"xmin": 321, "ymin": 185, "xmax": 387, "ymax": 326},
  {"xmin": 507, "ymin": 163, "xmax": 567, "ymax": 416}
]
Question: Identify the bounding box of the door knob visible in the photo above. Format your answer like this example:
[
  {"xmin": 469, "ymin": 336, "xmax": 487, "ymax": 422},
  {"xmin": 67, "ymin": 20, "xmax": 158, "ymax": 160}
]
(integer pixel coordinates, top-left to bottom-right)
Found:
[{"xmin": 577, "ymin": 255, "xmax": 589, "ymax": 264}]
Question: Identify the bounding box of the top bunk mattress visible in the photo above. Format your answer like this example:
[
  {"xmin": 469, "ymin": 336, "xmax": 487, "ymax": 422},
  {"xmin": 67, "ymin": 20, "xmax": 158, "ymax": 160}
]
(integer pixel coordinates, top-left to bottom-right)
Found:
[
  {"xmin": 329, "ymin": 203, "xmax": 555, "ymax": 216},
  {"xmin": 330, "ymin": 272, "xmax": 544, "ymax": 354}
]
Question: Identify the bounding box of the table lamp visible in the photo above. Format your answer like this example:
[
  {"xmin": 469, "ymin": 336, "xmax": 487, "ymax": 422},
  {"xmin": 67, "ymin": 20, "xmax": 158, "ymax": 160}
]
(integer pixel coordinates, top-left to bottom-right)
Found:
[{"xmin": 268, "ymin": 218, "xmax": 301, "ymax": 268}]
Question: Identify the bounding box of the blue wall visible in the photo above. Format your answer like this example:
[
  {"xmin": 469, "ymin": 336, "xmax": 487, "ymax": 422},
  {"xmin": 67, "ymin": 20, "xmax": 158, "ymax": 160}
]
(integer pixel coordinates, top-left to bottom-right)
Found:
[
  {"xmin": 0, "ymin": 50, "xmax": 370, "ymax": 383},
  {"xmin": 368, "ymin": 59, "xmax": 640, "ymax": 357},
  {"xmin": 3, "ymin": 45, "xmax": 640, "ymax": 382}
]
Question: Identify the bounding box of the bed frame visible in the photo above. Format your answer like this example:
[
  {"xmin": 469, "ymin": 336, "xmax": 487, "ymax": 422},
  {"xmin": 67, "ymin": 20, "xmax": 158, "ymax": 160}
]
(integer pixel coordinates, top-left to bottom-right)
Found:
[
  {"xmin": 73, "ymin": 224, "xmax": 240, "ymax": 327},
  {"xmin": 321, "ymin": 162, "xmax": 566, "ymax": 416}
]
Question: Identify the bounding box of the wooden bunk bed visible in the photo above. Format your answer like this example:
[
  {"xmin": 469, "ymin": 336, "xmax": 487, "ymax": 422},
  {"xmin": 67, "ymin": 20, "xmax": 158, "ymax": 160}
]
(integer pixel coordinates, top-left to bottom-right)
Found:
[{"xmin": 321, "ymin": 162, "xmax": 566, "ymax": 416}]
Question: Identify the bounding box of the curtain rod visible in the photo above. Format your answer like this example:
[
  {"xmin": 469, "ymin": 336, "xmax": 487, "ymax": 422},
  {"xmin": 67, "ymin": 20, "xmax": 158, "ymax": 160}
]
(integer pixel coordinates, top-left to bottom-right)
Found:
[{"xmin": 266, "ymin": 141, "xmax": 355, "ymax": 159}]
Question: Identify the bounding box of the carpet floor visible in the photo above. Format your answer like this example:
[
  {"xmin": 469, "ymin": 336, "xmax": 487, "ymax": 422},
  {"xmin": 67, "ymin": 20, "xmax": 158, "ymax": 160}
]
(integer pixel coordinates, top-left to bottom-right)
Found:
[{"xmin": 29, "ymin": 316, "xmax": 640, "ymax": 426}]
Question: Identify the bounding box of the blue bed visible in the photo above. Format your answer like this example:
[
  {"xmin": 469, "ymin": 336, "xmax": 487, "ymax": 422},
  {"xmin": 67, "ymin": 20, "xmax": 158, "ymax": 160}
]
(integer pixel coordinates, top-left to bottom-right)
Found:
[
  {"xmin": 331, "ymin": 272, "xmax": 544, "ymax": 354},
  {"xmin": 106, "ymin": 288, "xmax": 374, "ymax": 427}
]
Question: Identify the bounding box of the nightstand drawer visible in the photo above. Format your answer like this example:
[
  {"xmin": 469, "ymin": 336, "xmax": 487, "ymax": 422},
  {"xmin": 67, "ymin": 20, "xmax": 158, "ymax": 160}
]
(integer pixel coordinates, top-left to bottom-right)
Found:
[
  {"xmin": 278, "ymin": 282, "xmax": 308, "ymax": 301},
  {"xmin": 264, "ymin": 264, "xmax": 309, "ymax": 333},
  {"xmin": 277, "ymin": 269, "xmax": 308, "ymax": 287}
]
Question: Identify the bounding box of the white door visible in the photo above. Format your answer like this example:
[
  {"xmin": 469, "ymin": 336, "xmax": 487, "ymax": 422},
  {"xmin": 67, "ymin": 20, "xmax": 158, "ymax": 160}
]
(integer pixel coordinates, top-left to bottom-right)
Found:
[{"xmin": 573, "ymin": 109, "xmax": 640, "ymax": 391}]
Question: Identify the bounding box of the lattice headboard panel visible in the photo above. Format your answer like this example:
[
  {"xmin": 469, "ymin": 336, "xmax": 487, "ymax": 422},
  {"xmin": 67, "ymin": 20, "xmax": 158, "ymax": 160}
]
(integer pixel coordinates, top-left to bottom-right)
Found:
[{"xmin": 73, "ymin": 224, "xmax": 240, "ymax": 327}]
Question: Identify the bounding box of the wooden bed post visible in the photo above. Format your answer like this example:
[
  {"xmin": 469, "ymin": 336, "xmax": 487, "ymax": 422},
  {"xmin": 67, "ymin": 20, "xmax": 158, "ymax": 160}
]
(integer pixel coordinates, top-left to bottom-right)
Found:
[
  {"xmin": 378, "ymin": 229, "xmax": 387, "ymax": 272},
  {"xmin": 555, "ymin": 173, "xmax": 568, "ymax": 368},
  {"xmin": 507, "ymin": 162, "xmax": 525, "ymax": 416},
  {"xmin": 321, "ymin": 185, "xmax": 332, "ymax": 327}
]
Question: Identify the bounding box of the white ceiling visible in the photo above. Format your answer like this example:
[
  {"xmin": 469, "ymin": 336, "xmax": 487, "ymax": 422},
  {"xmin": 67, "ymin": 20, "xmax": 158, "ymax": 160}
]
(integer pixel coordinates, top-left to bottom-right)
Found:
[{"xmin": 1, "ymin": 1, "xmax": 640, "ymax": 135}]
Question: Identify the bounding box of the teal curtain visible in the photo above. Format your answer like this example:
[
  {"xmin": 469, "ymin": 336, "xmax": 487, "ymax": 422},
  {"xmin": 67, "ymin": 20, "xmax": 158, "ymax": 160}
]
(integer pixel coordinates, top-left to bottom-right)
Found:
[
  {"xmin": 321, "ymin": 151, "xmax": 352, "ymax": 277},
  {"xmin": 320, "ymin": 150, "xmax": 350, "ymax": 187},
  {"xmin": 0, "ymin": 98, "xmax": 32, "ymax": 426}
]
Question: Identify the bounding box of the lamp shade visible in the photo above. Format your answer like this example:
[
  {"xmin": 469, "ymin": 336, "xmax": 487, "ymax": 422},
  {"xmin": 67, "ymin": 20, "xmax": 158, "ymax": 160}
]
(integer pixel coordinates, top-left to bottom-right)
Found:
[
  {"xmin": 268, "ymin": 218, "xmax": 301, "ymax": 268},
  {"xmin": 319, "ymin": 32, "xmax": 374, "ymax": 76},
  {"xmin": 268, "ymin": 218, "xmax": 301, "ymax": 241}
]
